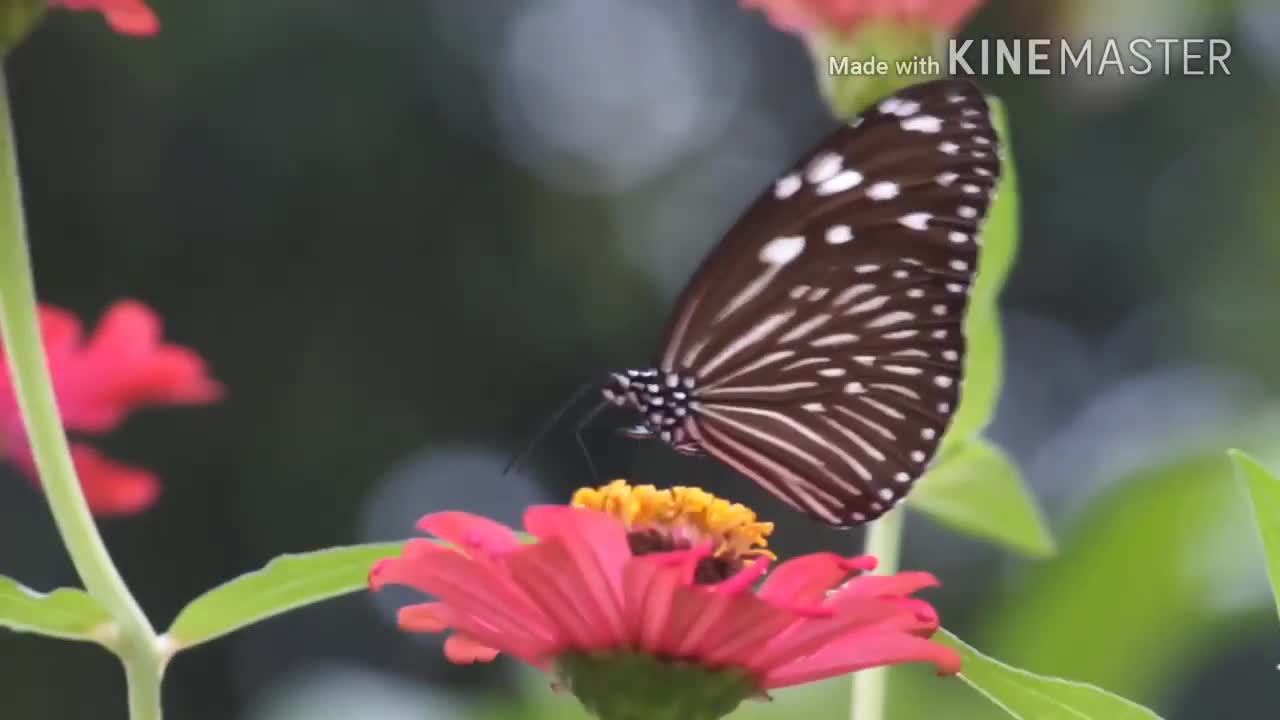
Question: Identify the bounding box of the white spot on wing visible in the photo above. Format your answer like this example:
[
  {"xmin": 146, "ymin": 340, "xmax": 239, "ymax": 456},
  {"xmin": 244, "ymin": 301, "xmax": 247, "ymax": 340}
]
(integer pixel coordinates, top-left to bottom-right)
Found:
[
  {"xmin": 811, "ymin": 333, "xmax": 860, "ymax": 347},
  {"xmin": 775, "ymin": 173, "xmax": 802, "ymax": 199},
  {"xmin": 759, "ymin": 235, "xmax": 806, "ymax": 265},
  {"xmin": 817, "ymin": 170, "xmax": 864, "ymax": 195},
  {"xmin": 901, "ymin": 115, "xmax": 942, "ymax": 133},
  {"xmin": 777, "ymin": 313, "xmax": 832, "ymax": 343},
  {"xmin": 826, "ymin": 224, "xmax": 854, "ymax": 245},
  {"xmin": 872, "ymin": 383, "xmax": 920, "ymax": 399},
  {"xmin": 880, "ymin": 97, "xmax": 920, "ymax": 116},
  {"xmin": 806, "ymin": 152, "xmax": 842, "ymax": 184},
  {"xmin": 867, "ymin": 181, "xmax": 899, "ymax": 201},
  {"xmin": 846, "ymin": 295, "xmax": 889, "ymax": 315},
  {"xmin": 939, "ymin": 141, "xmax": 960, "ymax": 155},
  {"xmin": 834, "ymin": 283, "xmax": 875, "ymax": 305},
  {"xmin": 866, "ymin": 310, "xmax": 915, "ymax": 328},
  {"xmin": 882, "ymin": 364, "xmax": 923, "ymax": 376},
  {"xmin": 898, "ymin": 212, "xmax": 932, "ymax": 231}
]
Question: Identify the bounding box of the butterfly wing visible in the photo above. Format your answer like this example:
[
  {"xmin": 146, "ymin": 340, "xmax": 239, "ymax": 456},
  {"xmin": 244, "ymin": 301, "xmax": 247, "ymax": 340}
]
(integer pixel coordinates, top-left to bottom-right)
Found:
[{"xmin": 658, "ymin": 78, "xmax": 1003, "ymax": 526}]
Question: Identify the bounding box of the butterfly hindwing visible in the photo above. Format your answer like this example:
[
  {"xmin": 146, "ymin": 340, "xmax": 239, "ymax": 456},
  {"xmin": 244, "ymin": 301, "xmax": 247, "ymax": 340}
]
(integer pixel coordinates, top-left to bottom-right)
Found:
[{"xmin": 608, "ymin": 78, "xmax": 1003, "ymax": 526}]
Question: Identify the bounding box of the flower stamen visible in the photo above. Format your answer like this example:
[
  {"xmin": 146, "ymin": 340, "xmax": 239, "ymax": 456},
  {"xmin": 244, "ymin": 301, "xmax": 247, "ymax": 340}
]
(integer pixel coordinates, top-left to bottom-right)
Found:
[{"xmin": 572, "ymin": 480, "xmax": 774, "ymax": 583}]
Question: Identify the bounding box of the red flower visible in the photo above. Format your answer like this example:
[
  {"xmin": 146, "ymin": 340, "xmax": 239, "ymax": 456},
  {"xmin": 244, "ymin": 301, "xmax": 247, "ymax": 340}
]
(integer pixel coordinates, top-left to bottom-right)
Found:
[
  {"xmin": 1, "ymin": 300, "xmax": 221, "ymax": 515},
  {"xmin": 371, "ymin": 485, "xmax": 958, "ymax": 716},
  {"xmin": 741, "ymin": 0, "xmax": 983, "ymax": 34},
  {"xmin": 48, "ymin": 0, "xmax": 159, "ymax": 36}
]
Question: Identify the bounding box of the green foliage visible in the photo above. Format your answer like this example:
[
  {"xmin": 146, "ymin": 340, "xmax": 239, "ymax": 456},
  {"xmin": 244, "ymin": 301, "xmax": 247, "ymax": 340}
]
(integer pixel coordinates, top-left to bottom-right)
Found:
[
  {"xmin": 911, "ymin": 439, "xmax": 1055, "ymax": 557},
  {"xmin": 165, "ymin": 542, "xmax": 405, "ymax": 651},
  {"xmin": 1231, "ymin": 450, "xmax": 1280, "ymax": 622},
  {"xmin": 0, "ymin": 576, "xmax": 113, "ymax": 644},
  {"xmin": 978, "ymin": 453, "xmax": 1267, "ymax": 703},
  {"xmin": 968, "ymin": 99, "xmax": 1020, "ymax": 313},
  {"xmin": 942, "ymin": 304, "xmax": 1004, "ymax": 454},
  {"xmin": 937, "ymin": 629, "xmax": 1164, "ymax": 719}
]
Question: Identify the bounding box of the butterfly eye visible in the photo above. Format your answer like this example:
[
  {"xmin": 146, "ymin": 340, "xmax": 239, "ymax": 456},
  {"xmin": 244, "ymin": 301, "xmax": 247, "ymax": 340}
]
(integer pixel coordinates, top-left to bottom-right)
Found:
[{"xmin": 606, "ymin": 78, "xmax": 1002, "ymax": 527}]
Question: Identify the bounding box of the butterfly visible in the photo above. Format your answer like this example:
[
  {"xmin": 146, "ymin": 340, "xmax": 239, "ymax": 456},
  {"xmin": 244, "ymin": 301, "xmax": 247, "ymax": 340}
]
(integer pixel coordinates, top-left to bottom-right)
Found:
[{"xmin": 601, "ymin": 78, "xmax": 1003, "ymax": 527}]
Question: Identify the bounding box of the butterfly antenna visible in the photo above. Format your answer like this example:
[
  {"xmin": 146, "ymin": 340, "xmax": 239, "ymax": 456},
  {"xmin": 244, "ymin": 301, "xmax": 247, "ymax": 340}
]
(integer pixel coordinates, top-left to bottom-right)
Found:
[
  {"xmin": 503, "ymin": 380, "xmax": 599, "ymax": 477},
  {"xmin": 573, "ymin": 399, "xmax": 610, "ymax": 485}
]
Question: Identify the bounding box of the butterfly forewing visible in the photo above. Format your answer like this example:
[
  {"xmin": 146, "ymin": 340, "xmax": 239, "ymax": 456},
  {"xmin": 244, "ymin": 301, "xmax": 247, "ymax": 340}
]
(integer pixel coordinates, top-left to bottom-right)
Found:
[{"xmin": 628, "ymin": 78, "xmax": 1002, "ymax": 526}]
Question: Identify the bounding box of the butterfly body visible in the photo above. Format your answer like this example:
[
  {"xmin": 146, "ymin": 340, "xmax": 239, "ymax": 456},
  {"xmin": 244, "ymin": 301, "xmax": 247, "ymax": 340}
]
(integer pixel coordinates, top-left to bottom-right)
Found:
[{"xmin": 604, "ymin": 78, "xmax": 1003, "ymax": 527}]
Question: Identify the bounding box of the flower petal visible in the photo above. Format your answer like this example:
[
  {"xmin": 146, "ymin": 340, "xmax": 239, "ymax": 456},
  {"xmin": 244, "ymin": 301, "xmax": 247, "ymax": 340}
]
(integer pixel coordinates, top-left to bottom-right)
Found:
[
  {"xmin": 740, "ymin": 0, "xmax": 984, "ymax": 34},
  {"xmin": 50, "ymin": 0, "xmax": 159, "ymax": 36},
  {"xmin": 522, "ymin": 506, "xmax": 629, "ymax": 636},
  {"xmin": 12, "ymin": 443, "xmax": 166, "ymax": 516},
  {"xmin": 832, "ymin": 571, "xmax": 941, "ymax": 602},
  {"xmin": 763, "ymin": 630, "xmax": 963, "ymax": 688},
  {"xmin": 416, "ymin": 511, "xmax": 523, "ymax": 555},
  {"xmin": 504, "ymin": 536, "xmax": 624, "ymax": 653},
  {"xmin": 444, "ymin": 634, "xmax": 502, "ymax": 664},
  {"xmin": 622, "ymin": 555, "xmax": 681, "ymax": 655},
  {"xmin": 64, "ymin": 301, "xmax": 221, "ymax": 432},
  {"xmin": 758, "ymin": 553, "xmax": 873, "ymax": 605},
  {"xmin": 370, "ymin": 541, "xmax": 556, "ymax": 657},
  {"xmin": 749, "ymin": 598, "xmax": 904, "ymax": 674},
  {"xmin": 397, "ymin": 602, "xmax": 451, "ymax": 633}
]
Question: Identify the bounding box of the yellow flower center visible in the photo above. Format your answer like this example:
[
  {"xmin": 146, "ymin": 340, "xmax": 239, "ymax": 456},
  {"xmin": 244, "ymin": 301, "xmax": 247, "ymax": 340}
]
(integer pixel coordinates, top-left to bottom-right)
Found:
[{"xmin": 572, "ymin": 480, "xmax": 774, "ymax": 583}]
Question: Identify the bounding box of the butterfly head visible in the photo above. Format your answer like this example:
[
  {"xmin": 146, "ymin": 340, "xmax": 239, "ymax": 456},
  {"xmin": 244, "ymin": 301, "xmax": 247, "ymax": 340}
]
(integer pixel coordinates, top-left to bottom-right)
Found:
[{"xmin": 602, "ymin": 368, "xmax": 701, "ymax": 450}]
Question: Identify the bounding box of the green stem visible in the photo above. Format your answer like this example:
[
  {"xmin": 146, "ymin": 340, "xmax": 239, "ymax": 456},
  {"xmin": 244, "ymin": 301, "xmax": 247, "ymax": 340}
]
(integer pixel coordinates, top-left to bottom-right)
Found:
[
  {"xmin": 125, "ymin": 656, "xmax": 166, "ymax": 720},
  {"xmin": 849, "ymin": 508, "xmax": 906, "ymax": 720},
  {"xmin": 0, "ymin": 68, "xmax": 162, "ymax": 719}
]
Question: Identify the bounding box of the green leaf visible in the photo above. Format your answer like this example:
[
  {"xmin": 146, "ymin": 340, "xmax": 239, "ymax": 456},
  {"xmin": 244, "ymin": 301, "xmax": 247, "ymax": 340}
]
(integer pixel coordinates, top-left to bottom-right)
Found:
[
  {"xmin": 910, "ymin": 438, "xmax": 1055, "ymax": 557},
  {"xmin": 0, "ymin": 576, "xmax": 114, "ymax": 644},
  {"xmin": 165, "ymin": 542, "xmax": 405, "ymax": 651},
  {"xmin": 1230, "ymin": 449, "xmax": 1280, "ymax": 622},
  {"xmin": 938, "ymin": 629, "xmax": 1165, "ymax": 720},
  {"xmin": 943, "ymin": 305, "xmax": 1003, "ymax": 452},
  {"xmin": 978, "ymin": 452, "xmax": 1266, "ymax": 703},
  {"xmin": 971, "ymin": 98, "xmax": 1020, "ymax": 312}
]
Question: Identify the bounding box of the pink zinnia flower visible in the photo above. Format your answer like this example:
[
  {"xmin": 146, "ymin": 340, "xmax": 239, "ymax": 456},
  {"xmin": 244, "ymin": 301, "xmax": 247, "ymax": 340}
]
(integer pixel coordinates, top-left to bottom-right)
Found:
[
  {"xmin": 48, "ymin": 0, "xmax": 159, "ymax": 36},
  {"xmin": 741, "ymin": 0, "xmax": 983, "ymax": 34},
  {"xmin": 371, "ymin": 482, "xmax": 959, "ymax": 718},
  {"xmin": 0, "ymin": 300, "xmax": 222, "ymax": 515}
]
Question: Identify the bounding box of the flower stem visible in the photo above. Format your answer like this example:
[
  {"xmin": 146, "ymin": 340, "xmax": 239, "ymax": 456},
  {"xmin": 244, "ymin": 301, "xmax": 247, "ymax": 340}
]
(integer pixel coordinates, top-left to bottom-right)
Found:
[
  {"xmin": 0, "ymin": 67, "xmax": 163, "ymax": 719},
  {"xmin": 850, "ymin": 508, "xmax": 906, "ymax": 720}
]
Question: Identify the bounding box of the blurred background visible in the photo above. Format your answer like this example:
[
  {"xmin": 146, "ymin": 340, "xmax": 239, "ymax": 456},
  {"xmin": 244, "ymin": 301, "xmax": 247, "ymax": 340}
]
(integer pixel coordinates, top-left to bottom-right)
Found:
[{"xmin": 2, "ymin": 0, "xmax": 1279, "ymax": 717}]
